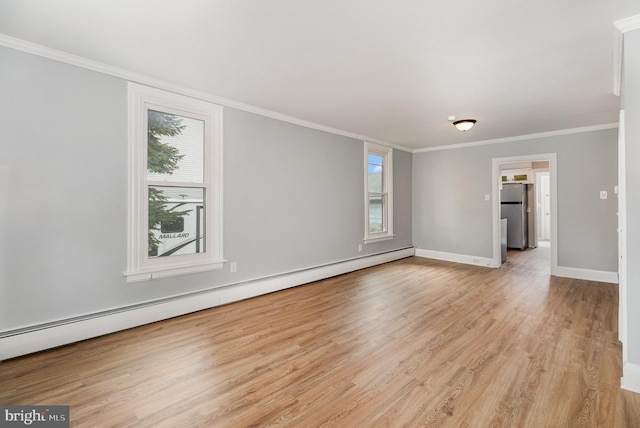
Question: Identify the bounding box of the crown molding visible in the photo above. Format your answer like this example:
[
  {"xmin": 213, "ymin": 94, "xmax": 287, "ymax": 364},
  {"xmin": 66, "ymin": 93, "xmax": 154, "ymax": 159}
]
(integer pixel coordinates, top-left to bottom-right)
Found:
[
  {"xmin": 414, "ymin": 123, "xmax": 618, "ymax": 153},
  {"xmin": 614, "ymin": 14, "xmax": 640, "ymax": 33},
  {"xmin": 613, "ymin": 14, "xmax": 640, "ymax": 96},
  {"xmin": 0, "ymin": 33, "xmax": 412, "ymax": 153}
]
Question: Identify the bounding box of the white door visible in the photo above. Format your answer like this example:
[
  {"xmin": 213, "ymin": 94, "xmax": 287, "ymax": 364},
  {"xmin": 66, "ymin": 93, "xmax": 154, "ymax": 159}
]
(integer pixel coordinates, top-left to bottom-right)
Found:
[{"xmin": 537, "ymin": 172, "xmax": 550, "ymax": 241}]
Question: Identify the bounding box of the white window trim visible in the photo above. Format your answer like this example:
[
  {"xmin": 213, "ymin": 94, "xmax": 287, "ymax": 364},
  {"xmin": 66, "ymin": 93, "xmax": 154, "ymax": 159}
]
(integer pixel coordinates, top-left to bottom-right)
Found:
[
  {"xmin": 364, "ymin": 141, "xmax": 394, "ymax": 244},
  {"xmin": 124, "ymin": 83, "xmax": 224, "ymax": 282}
]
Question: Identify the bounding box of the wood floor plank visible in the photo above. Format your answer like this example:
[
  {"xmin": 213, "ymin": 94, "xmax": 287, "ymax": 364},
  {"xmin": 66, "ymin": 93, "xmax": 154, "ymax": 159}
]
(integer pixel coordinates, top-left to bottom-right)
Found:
[{"xmin": 1, "ymin": 248, "xmax": 639, "ymax": 427}]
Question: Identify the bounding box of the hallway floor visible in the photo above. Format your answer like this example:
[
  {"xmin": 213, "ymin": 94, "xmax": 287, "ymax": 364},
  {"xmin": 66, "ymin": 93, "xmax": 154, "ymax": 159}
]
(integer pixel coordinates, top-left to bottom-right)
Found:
[{"xmin": 503, "ymin": 244, "xmax": 551, "ymax": 276}]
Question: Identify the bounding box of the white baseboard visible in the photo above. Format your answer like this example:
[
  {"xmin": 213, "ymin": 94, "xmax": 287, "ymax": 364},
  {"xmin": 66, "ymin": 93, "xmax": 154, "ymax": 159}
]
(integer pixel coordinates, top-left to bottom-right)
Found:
[
  {"xmin": 415, "ymin": 248, "xmax": 619, "ymax": 284},
  {"xmin": 414, "ymin": 248, "xmax": 498, "ymax": 268},
  {"xmin": 552, "ymin": 266, "xmax": 619, "ymax": 284},
  {"xmin": 0, "ymin": 248, "xmax": 414, "ymax": 361},
  {"xmin": 622, "ymin": 362, "xmax": 640, "ymax": 394}
]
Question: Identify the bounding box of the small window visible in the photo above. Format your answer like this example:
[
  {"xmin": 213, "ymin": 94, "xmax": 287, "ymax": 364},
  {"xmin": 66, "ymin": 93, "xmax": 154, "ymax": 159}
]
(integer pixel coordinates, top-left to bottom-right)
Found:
[
  {"xmin": 364, "ymin": 142, "xmax": 394, "ymax": 243},
  {"xmin": 161, "ymin": 217, "xmax": 184, "ymax": 234},
  {"xmin": 125, "ymin": 84, "xmax": 223, "ymax": 282}
]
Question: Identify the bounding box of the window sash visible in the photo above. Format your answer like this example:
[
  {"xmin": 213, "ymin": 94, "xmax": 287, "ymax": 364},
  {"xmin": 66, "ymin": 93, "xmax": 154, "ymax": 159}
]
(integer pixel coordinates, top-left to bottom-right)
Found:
[
  {"xmin": 147, "ymin": 185, "xmax": 206, "ymax": 259},
  {"xmin": 368, "ymin": 193, "xmax": 387, "ymax": 234}
]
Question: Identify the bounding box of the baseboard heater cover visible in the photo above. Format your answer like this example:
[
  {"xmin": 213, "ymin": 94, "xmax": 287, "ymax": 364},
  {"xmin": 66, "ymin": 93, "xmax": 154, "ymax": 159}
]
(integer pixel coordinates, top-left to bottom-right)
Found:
[{"xmin": 0, "ymin": 247, "xmax": 414, "ymax": 360}]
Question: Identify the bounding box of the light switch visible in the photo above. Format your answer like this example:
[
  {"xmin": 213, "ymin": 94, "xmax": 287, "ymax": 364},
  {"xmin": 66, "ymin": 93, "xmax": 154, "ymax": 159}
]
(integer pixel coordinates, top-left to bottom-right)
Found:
[
  {"xmin": 600, "ymin": 191, "xmax": 607, "ymax": 200},
  {"xmin": 484, "ymin": 194, "xmax": 490, "ymax": 201}
]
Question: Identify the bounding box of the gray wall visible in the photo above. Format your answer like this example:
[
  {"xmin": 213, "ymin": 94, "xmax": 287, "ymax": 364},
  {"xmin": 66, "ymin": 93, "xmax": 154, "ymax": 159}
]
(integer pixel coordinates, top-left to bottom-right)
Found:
[
  {"xmin": 413, "ymin": 129, "xmax": 619, "ymax": 271},
  {"xmin": 623, "ymin": 28, "xmax": 640, "ymax": 364},
  {"xmin": 0, "ymin": 46, "xmax": 412, "ymax": 331}
]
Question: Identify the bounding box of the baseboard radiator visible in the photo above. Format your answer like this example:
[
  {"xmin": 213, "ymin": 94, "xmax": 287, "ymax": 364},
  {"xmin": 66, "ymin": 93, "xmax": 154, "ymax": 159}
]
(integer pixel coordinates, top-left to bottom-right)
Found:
[{"xmin": 0, "ymin": 247, "xmax": 415, "ymax": 360}]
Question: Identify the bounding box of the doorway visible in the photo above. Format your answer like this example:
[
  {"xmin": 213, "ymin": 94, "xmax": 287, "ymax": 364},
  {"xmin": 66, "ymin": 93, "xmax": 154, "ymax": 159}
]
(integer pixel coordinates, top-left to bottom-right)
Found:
[{"xmin": 491, "ymin": 154, "xmax": 558, "ymax": 274}]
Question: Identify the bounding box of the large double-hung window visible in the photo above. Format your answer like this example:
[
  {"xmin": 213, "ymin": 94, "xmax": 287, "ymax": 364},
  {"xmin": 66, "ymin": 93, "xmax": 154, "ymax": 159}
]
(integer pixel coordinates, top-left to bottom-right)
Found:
[
  {"xmin": 125, "ymin": 84, "xmax": 223, "ymax": 282},
  {"xmin": 364, "ymin": 142, "xmax": 394, "ymax": 243}
]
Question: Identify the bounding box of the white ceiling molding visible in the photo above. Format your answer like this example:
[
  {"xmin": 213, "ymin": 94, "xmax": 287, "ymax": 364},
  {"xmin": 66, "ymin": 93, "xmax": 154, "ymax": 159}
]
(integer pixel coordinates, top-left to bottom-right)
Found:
[
  {"xmin": 615, "ymin": 13, "xmax": 640, "ymax": 32},
  {"xmin": 0, "ymin": 33, "xmax": 411, "ymax": 153},
  {"xmin": 414, "ymin": 123, "xmax": 619, "ymax": 153},
  {"xmin": 613, "ymin": 14, "xmax": 640, "ymax": 96}
]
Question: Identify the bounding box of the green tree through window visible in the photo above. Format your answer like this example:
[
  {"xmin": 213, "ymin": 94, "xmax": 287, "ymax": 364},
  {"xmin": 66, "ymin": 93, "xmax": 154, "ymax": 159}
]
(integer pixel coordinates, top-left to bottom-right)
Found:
[{"xmin": 147, "ymin": 111, "xmax": 190, "ymax": 255}]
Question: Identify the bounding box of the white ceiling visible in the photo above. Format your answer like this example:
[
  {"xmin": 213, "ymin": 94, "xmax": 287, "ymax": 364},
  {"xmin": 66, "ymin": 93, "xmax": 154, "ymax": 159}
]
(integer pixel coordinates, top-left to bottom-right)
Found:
[{"xmin": 1, "ymin": 0, "xmax": 639, "ymax": 151}]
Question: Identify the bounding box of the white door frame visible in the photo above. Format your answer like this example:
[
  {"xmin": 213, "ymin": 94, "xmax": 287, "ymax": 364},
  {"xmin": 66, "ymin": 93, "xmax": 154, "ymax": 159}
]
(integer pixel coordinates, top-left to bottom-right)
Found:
[
  {"xmin": 618, "ymin": 110, "xmax": 627, "ymax": 361},
  {"xmin": 492, "ymin": 153, "xmax": 558, "ymax": 273}
]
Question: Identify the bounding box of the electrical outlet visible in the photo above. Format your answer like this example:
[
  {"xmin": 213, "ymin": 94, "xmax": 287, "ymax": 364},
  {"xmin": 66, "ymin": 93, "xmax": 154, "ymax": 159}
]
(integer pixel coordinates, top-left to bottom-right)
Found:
[
  {"xmin": 230, "ymin": 262, "xmax": 237, "ymax": 273},
  {"xmin": 600, "ymin": 191, "xmax": 607, "ymax": 200},
  {"xmin": 358, "ymin": 244, "xmax": 363, "ymax": 252}
]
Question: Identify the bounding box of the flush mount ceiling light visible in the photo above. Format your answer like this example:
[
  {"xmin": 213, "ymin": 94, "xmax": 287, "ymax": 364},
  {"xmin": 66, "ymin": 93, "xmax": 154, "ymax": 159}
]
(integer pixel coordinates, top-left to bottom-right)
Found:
[{"xmin": 452, "ymin": 119, "xmax": 476, "ymax": 132}]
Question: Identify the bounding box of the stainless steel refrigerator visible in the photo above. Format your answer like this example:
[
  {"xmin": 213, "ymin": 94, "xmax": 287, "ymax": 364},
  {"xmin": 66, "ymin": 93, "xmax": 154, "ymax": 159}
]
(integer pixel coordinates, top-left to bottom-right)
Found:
[{"xmin": 500, "ymin": 183, "xmax": 529, "ymax": 250}]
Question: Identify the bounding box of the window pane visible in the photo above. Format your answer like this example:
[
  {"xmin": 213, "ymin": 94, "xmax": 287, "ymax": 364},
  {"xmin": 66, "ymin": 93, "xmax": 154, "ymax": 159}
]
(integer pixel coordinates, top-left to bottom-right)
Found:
[
  {"xmin": 161, "ymin": 217, "xmax": 184, "ymax": 233},
  {"xmin": 147, "ymin": 110, "xmax": 204, "ymax": 183},
  {"xmin": 369, "ymin": 194, "xmax": 385, "ymax": 233},
  {"xmin": 148, "ymin": 186, "xmax": 205, "ymax": 258},
  {"xmin": 368, "ymin": 154, "xmax": 383, "ymax": 193}
]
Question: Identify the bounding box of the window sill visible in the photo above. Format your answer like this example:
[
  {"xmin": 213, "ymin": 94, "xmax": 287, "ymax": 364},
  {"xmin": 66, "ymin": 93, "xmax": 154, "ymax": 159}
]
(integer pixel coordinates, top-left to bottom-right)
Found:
[
  {"xmin": 364, "ymin": 234, "xmax": 395, "ymax": 244},
  {"xmin": 124, "ymin": 260, "xmax": 225, "ymax": 283}
]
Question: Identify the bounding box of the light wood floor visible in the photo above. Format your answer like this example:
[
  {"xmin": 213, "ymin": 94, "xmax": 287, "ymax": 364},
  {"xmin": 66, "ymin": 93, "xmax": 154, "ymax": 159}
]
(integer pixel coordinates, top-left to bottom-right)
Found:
[{"xmin": 2, "ymin": 250, "xmax": 640, "ymax": 427}]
